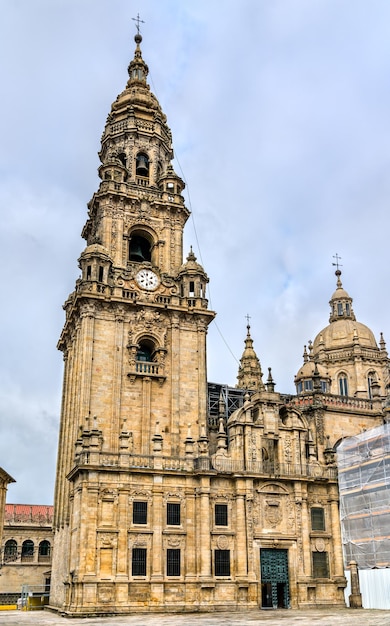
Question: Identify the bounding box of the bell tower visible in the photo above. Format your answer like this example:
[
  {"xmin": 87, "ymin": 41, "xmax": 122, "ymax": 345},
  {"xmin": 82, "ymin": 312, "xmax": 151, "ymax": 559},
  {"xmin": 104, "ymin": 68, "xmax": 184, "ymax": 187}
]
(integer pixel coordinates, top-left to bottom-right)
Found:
[{"xmin": 50, "ymin": 30, "xmax": 215, "ymax": 613}]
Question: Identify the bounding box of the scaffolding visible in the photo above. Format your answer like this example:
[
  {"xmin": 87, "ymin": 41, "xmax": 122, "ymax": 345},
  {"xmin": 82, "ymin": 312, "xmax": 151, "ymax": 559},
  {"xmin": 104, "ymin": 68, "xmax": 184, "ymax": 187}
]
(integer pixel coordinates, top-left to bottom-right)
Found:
[
  {"xmin": 207, "ymin": 382, "xmax": 246, "ymax": 429},
  {"xmin": 338, "ymin": 422, "xmax": 390, "ymax": 569}
]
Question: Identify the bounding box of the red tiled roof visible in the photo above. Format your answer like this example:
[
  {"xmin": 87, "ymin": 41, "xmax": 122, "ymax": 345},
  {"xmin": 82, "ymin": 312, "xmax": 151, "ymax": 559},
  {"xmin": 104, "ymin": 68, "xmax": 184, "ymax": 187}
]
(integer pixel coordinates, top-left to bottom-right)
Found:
[{"xmin": 5, "ymin": 504, "xmax": 53, "ymax": 525}]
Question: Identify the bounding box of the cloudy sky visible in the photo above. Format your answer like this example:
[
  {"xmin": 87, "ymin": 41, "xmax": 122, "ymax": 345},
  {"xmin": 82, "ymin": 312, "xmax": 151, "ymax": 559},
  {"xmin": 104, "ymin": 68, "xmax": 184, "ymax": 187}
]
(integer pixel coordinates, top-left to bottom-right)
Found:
[{"xmin": 1, "ymin": 0, "xmax": 390, "ymax": 504}]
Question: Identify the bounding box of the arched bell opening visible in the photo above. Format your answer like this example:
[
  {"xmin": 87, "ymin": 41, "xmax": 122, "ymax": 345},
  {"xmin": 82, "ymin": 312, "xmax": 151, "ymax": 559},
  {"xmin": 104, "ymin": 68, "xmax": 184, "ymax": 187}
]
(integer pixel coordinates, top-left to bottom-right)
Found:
[
  {"xmin": 136, "ymin": 339, "xmax": 156, "ymax": 363},
  {"xmin": 136, "ymin": 152, "xmax": 150, "ymax": 182},
  {"xmin": 129, "ymin": 232, "xmax": 153, "ymax": 263}
]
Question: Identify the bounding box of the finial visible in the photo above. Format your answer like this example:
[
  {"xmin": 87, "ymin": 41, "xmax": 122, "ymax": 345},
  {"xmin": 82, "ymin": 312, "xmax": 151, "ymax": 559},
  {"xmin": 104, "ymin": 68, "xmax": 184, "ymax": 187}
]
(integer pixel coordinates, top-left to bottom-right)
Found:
[
  {"xmin": 332, "ymin": 253, "xmax": 342, "ymax": 272},
  {"xmin": 266, "ymin": 367, "xmax": 275, "ymax": 392},
  {"xmin": 303, "ymin": 345, "xmax": 308, "ymax": 363},
  {"xmin": 332, "ymin": 253, "xmax": 343, "ymax": 286},
  {"xmin": 132, "ymin": 13, "xmax": 145, "ymax": 42},
  {"xmin": 186, "ymin": 246, "xmax": 196, "ymax": 262},
  {"xmin": 245, "ymin": 313, "xmax": 251, "ymax": 334}
]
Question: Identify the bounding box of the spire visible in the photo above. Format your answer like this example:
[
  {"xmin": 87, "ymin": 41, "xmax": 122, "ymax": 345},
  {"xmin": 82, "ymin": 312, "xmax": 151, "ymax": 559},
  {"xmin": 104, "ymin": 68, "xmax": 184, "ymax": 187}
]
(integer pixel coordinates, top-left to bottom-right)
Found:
[{"xmin": 236, "ymin": 320, "xmax": 264, "ymax": 391}]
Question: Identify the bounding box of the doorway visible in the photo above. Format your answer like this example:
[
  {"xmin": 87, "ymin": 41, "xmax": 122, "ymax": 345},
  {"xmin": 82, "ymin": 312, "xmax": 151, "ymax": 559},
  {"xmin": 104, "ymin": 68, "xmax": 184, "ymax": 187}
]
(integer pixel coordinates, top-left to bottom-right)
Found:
[{"xmin": 260, "ymin": 548, "xmax": 289, "ymax": 609}]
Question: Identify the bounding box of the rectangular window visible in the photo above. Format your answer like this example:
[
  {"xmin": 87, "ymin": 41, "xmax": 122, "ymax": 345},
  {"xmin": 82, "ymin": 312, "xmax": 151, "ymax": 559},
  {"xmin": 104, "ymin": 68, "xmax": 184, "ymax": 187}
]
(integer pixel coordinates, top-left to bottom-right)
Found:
[
  {"xmin": 215, "ymin": 549, "xmax": 230, "ymax": 576},
  {"xmin": 167, "ymin": 502, "xmax": 180, "ymax": 525},
  {"xmin": 166, "ymin": 549, "xmax": 181, "ymax": 576},
  {"xmin": 215, "ymin": 504, "xmax": 228, "ymax": 526},
  {"xmin": 133, "ymin": 501, "xmax": 147, "ymax": 525},
  {"xmin": 312, "ymin": 552, "xmax": 329, "ymax": 578},
  {"xmin": 132, "ymin": 548, "xmax": 147, "ymax": 576},
  {"xmin": 311, "ymin": 507, "xmax": 325, "ymax": 531}
]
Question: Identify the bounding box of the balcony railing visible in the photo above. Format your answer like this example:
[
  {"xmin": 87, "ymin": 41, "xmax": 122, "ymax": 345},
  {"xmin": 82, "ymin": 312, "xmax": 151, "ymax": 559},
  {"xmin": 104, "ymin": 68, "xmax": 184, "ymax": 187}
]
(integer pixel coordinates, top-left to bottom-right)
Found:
[
  {"xmin": 290, "ymin": 393, "xmax": 375, "ymax": 411},
  {"xmin": 75, "ymin": 451, "xmax": 337, "ymax": 480}
]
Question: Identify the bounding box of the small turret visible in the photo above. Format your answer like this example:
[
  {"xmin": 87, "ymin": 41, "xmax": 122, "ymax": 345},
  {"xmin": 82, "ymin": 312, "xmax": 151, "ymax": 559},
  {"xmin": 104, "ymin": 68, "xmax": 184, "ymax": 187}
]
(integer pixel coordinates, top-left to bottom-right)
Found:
[{"xmin": 236, "ymin": 321, "xmax": 264, "ymax": 391}]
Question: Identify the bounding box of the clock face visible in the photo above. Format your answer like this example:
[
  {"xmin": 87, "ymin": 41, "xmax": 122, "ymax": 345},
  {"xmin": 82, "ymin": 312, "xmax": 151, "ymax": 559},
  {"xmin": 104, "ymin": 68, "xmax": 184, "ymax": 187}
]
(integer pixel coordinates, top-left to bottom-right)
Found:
[{"xmin": 135, "ymin": 269, "xmax": 159, "ymax": 291}]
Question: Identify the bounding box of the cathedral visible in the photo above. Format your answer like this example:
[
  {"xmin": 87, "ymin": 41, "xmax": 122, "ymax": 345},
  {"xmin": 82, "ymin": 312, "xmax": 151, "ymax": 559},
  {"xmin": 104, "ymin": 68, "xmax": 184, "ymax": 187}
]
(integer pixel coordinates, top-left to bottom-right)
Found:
[{"xmin": 49, "ymin": 31, "xmax": 389, "ymax": 615}]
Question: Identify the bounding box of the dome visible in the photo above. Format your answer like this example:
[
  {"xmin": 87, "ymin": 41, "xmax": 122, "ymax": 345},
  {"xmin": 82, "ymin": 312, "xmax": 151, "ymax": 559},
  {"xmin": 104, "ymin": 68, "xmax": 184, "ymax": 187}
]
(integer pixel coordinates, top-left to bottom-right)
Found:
[
  {"xmin": 313, "ymin": 319, "xmax": 378, "ymax": 351},
  {"xmin": 295, "ymin": 360, "xmax": 329, "ymax": 380},
  {"xmin": 178, "ymin": 247, "xmax": 206, "ymax": 276},
  {"xmin": 79, "ymin": 243, "xmax": 111, "ymax": 260},
  {"xmin": 312, "ymin": 268, "xmax": 378, "ymax": 352}
]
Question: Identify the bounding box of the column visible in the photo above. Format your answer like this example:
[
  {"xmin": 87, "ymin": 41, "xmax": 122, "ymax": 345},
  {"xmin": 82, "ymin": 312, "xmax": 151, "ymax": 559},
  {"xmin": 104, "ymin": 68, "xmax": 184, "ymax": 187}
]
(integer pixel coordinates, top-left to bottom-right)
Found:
[
  {"xmin": 329, "ymin": 485, "xmax": 344, "ymax": 577},
  {"xmin": 235, "ymin": 479, "xmax": 248, "ymax": 578},
  {"xmin": 199, "ymin": 477, "xmax": 211, "ymax": 579}
]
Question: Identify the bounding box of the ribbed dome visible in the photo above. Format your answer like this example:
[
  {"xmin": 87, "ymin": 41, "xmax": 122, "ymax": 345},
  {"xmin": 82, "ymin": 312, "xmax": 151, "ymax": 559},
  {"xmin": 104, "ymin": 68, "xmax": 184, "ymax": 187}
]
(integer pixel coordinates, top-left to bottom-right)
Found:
[{"xmin": 313, "ymin": 319, "xmax": 378, "ymax": 351}]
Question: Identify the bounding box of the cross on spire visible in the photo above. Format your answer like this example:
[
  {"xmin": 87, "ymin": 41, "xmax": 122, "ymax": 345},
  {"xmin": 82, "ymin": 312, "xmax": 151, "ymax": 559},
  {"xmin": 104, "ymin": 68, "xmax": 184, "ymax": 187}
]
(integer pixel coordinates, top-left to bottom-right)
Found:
[
  {"xmin": 332, "ymin": 253, "xmax": 342, "ymax": 271},
  {"xmin": 245, "ymin": 313, "xmax": 251, "ymax": 327},
  {"xmin": 132, "ymin": 13, "xmax": 145, "ymax": 35}
]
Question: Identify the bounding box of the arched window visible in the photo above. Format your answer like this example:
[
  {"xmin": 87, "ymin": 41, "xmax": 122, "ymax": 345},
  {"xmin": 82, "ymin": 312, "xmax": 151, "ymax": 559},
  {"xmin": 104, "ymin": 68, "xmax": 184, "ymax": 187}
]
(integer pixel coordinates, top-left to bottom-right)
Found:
[
  {"xmin": 118, "ymin": 152, "xmax": 127, "ymax": 167},
  {"xmin": 21, "ymin": 539, "xmax": 34, "ymax": 562},
  {"xmin": 4, "ymin": 539, "xmax": 17, "ymax": 562},
  {"xmin": 129, "ymin": 234, "xmax": 152, "ymax": 263},
  {"xmin": 338, "ymin": 374, "xmax": 348, "ymax": 396},
  {"xmin": 38, "ymin": 540, "xmax": 51, "ymax": 561}
]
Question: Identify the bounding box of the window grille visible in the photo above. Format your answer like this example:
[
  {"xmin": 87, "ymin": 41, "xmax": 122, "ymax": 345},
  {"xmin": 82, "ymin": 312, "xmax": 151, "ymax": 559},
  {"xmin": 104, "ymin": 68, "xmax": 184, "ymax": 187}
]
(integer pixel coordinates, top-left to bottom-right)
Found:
[
  {"xmin": 312, "ymin": 552, "xmax": 329, "ymax": 578},
  {"xmin": 215, "ymin": 549, "xmax": 230, "ymax": 576},
  {"xmin": 167, "ymin": 502, "xmax": 180, "ymax": 525},
  {"xmin": 133, "ymin": 501, "xmax": 147, "ymax": 525},
  {"xmin": 311, "ymin": 507, "xmax": 325, "ymax": 531},
  {"xmin": 132, "ymin": 548, "xmax": 147, "ymax": 576},
  {"xmin": 167, "ymin": 549, "xmax": 180, "ymax": 576},
  {"xmin": 215, "ymin": 504, "xmax": 228, "ymax": 526}
]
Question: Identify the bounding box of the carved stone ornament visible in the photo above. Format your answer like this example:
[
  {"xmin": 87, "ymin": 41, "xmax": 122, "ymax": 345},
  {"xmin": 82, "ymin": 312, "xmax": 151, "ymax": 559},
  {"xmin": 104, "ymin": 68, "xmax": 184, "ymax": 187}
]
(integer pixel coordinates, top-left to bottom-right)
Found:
[
  {"xmin": 167, "ymin": 536, "xmax": 181, "ymax": 548},
  {"xmin": 99, "ymin": 533, "xmax": 116, "ymax": 548},
  {"xmin": 315, "ymin": 538, "xmax": 326, "ymax": 552},
  {"xmin": 98, "ymin": 584, "xmax": 114, "ymax": 604},
  {"xmin": 265, "ymin": 499, "xmax": 282, "ymax": 528},
  {"xmin": 217, "ymin": 535, "xmax": 229, "ymax": 550},
  {"xmin": 133, "ymin": 534, "xmax": 148, "ymax": 547}
]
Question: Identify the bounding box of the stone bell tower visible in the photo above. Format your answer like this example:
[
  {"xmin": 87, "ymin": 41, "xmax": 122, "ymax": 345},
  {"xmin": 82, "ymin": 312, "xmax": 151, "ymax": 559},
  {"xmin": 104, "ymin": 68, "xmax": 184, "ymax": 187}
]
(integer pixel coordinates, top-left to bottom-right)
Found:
[{"xmin": 50, "ymin": 30, "xmax": 215, "ymax": 614}]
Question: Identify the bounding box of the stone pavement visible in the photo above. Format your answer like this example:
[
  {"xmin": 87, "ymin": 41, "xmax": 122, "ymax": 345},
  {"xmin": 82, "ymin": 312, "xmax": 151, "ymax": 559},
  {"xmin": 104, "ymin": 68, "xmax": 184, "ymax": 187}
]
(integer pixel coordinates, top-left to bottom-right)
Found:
[{"xmin": 0, "ymin": 608, "xmax": 389, "ymax": 626}]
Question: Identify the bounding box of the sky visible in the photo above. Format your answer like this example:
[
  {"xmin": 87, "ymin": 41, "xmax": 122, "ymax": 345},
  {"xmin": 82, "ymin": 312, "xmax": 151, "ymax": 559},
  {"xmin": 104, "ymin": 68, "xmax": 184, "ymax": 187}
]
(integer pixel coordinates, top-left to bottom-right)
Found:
[{"xmin": 1, "ymin": 0, "xmax": 390, "ymax": 504}]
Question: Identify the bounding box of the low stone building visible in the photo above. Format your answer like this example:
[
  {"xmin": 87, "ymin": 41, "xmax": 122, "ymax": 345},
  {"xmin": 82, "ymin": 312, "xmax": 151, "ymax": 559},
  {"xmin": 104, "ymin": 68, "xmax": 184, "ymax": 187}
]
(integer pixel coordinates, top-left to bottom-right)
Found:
[{"xmin": 0, "ymin": 504, "xmax": 53, "ymax": 604}]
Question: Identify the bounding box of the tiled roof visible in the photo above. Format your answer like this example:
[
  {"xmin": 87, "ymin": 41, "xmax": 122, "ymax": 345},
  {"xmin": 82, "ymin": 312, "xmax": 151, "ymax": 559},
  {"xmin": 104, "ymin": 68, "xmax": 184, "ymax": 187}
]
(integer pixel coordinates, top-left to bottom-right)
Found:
[{"xmin": 5, "ymin": 504, "xmax": 53, "ymax": 525}]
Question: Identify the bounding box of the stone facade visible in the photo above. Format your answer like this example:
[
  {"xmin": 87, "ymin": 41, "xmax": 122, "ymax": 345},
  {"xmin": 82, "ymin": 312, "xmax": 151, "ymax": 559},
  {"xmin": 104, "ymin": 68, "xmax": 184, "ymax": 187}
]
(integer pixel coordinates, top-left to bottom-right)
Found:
[
  {"xmin": 0, "ymin": 505, "xmax": 53, "ymax": 597},
  {"xmin": 48, "ymin": 32, "xmax": 390, "ymax": 616}
]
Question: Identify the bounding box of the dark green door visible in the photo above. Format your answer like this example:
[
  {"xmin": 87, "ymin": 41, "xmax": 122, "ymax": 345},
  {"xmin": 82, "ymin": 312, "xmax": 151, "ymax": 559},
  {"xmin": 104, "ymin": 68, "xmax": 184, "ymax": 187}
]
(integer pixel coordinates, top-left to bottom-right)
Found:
[{"xmin": 260, "ymin": 548, "xmax": 289, "ymax": 609}]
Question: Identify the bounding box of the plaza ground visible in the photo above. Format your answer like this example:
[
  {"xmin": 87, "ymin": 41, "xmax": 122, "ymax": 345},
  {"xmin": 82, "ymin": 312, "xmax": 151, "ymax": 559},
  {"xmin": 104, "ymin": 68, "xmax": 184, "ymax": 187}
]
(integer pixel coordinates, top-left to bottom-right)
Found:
[{"xmin": 0, "ymin": 608, "xmax": 389, "ymax": 626}]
